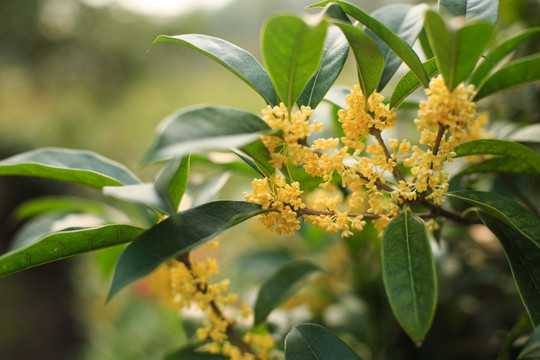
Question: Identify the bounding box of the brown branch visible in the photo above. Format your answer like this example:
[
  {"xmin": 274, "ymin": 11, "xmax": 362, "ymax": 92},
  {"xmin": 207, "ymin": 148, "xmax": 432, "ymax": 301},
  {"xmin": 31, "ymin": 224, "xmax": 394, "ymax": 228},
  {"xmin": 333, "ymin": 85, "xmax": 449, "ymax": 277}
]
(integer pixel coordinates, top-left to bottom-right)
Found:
[
  {"xmin": 372, "ymin": 129, "xmax": 406, "ymax": 182},
  {"xmin": 416, "ymin": 198, "xmax": 482, "ymax": 225},
  {"xmin": 295, "ymin": 206, "xmax": 381, "ymax": 219}
]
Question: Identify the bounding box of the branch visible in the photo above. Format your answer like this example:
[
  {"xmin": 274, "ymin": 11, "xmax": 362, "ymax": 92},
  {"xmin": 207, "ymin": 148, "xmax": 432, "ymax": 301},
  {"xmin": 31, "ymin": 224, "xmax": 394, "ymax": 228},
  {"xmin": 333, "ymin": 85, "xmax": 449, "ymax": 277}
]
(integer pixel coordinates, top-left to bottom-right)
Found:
[{"xmin": 372, "ymin": 129, "xmax": 406, "ymax": 182}]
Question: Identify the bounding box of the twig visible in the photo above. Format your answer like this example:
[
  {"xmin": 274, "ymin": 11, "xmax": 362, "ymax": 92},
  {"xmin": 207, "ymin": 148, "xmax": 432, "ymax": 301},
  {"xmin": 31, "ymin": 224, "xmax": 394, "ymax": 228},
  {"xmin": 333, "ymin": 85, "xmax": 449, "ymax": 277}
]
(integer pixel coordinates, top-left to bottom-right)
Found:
[{"xmin": 372, "ymin": 129, "xmax": 406, "ymax": 182}]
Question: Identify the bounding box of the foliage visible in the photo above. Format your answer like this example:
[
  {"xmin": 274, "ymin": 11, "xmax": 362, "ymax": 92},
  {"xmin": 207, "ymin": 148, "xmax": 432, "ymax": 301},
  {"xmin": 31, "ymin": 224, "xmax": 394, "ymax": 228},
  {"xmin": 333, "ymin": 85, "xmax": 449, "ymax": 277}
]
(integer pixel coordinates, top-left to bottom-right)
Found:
[{"xmin": 1, "ymin": 0, "xmax": 540, "ymax": 358}]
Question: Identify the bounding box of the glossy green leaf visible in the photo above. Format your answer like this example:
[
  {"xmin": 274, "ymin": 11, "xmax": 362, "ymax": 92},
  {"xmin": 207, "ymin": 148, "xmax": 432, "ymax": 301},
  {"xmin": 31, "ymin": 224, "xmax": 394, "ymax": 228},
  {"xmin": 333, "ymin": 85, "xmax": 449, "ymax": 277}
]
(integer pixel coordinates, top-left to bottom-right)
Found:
[
  {"xmin": 151, "ymin": 34, "xmax": 277, "ymax": 106},
  {"xmin": 238, "ymin": 139, "xmax": 275, "ymax": 177},
  {"xmin": 381, "ymin": 210, "xmax": 437, "ymax": 342},
  {"xmin": 154, "ymin": 155, "xmax": 190, "ymax": 214},
  {"xmin": 0, "ymin": 148, "xmax": 140, "ymax": 188},
  {"xmin": 297, "ymin": 25, "xmax": 349, "ymax": 109},
  {"xmin": 519, "ymin": 325, "xmax": 540, "ymax": 359},
  {"xmin": 479, "ymin": 212, "xmax": 540, "ymax": 326},
  {"xmin": 285, "ymin": 323, "xmax": 362, "ymax": 360},
  {"xmin": 446, "ymin": 191, "xmax": 540, "ymax": 247},
  {"xmin": 0, "ymin": 225, "xmax": 144, "ymax": 277},
  {"xmin": 439, "ymin": 0, "xmax": 499, "ymax": 24},
  {"xmin": 310, "ymin": 0, "xmax": 429, "ymax": 87},
  {"xmin": 107, "ymin": 201, "xmax": 269, "ymax": 301},
  {"xmin": 333, "ymin": 21, "xmax": 384, "ymax": 98},
  {"xmin": 475, "ymin": 53, "xmax": 540, "ymax": 100},
  {"xmin": 424, "ymin": 10, "xmax": 494, "ymax": 90},
  {"xmin": 103, "ymin": 183, "xmax": 170, "ymax": 213},
  {"xmin": 509, "ymin": 123, "xmax": 540, "ymax": 143},
  {"xmin": 369, "ymin": 4, "xmax": 429, "ymax": 91},
  {"xmin": 470, "ymin": 27, "xmax": 540, "ymax": 86},
  {"xmin": 390, "ymin": 58, "xmax": 438, "ymax": 109},
  {"xmin": 10, "ymin": 214, "xmax": 75, "ymax": 250},
  {"xmin": 254, "ymin": 260, "xmax": 322, "ymax": 325},
  {"xmin": 14, "ymin": 196, "xmax": 110, "ymax": 220},
  {"xmin": 262, "ymin": 14, "xmax": 328, "ymax": 109},
  {"xmin": 146, "ymin": 105, "xmax": 273, "ymax": 162},
  {"xmin": 454, "ymin": 139, "xmax": 540, "ymax": 175}
]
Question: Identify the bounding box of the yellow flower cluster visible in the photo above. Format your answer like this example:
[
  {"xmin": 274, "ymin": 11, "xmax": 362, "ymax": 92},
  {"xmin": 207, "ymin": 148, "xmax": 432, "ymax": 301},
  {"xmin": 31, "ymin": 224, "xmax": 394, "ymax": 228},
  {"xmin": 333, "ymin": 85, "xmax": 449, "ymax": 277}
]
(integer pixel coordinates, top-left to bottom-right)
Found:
[{"xmin": 244, "ymin": 174, "xmax": 305, "ymax": 236}]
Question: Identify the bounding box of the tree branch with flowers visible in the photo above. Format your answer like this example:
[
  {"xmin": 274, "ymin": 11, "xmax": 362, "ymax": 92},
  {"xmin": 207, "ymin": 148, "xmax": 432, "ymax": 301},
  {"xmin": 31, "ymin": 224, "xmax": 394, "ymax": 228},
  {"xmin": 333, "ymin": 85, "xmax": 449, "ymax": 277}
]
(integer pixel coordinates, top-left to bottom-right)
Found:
[{"xmin": 1, "ymin": 0, "xmax": 540, "ymax": 358}]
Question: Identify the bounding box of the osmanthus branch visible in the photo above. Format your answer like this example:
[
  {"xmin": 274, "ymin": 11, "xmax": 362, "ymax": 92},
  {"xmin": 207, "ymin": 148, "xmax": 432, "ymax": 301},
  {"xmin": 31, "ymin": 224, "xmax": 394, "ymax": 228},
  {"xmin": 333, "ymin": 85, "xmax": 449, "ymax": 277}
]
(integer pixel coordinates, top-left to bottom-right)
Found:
[
  {"xmin": 371, "ymin": 129, "xmax": 406, "ymax": 182},
  {"xmin": 177, "ymin": 253, "xmax": 258, "ymax": 357}
]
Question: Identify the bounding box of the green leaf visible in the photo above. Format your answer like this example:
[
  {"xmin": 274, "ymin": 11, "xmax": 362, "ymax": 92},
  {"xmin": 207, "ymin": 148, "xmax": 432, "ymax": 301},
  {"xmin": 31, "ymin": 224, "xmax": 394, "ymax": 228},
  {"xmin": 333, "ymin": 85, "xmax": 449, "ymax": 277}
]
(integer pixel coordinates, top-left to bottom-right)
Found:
[
  {"xmin": 284, "ymin": 323, "xmax": 362, "ymax": 360},
  {"xmin": 369, "ymin": 4, "xmax": 429, "ymax": 91},
  {"xmin": 509, "ymin": 123, "xmax": 540, "ymax": 143},
  {"xmin": 424, "ymin": 10, "xmax": 494, "ymax": 90},
  {"xmin": 446, "ymin": 191, "xmax": 540, "ymax": 247},
  {"xmin": 519, "ymin": 325, "xmax": 540, "ymax": 359},
  {"xmin": 254, "ymin": 260, "xmax": 322, "ymax": 325},
  {"xmin": 103, "ymin": 183, "xmax": 170, "ymax": 213},
  {"xmin": 390, "ymin": 58, "xmax": 438, "ymax": 109},
  {"xmin": 146, "ymin": 105, "xmax": 273, "ymax": 162},
  {"xmin": 151, "ymin": 34, "xmax": 277, "ymax": 106},
  {"xmin": 238, "ymin": 139, "xmax": 275, "ymax": 177},
  {"xmin": 154, "ymin": 156, "xmax": 190, "ymax": 214},
  {"xmin": 454, "ymin": 139, "xmax": 540, "ymax": 176},
  {"xmin": 0, "ymin": 225, "xmax": 144, "ymax": 278},
  {"xmin": 13, "ymin": 196, "xmax": 110, "ymax": 220},
  {"xmin": 381, "ymin": 210, "xmax": 437, "ymax": 342},
  {"xmin": 333, "ymin": 21, "xmax": 384, "ymax": 98},
  {"xmin": 470, "ymin": 27, "xmax": 540, "ymax": 86},
  {"xmin": 310, "ymin": 0, "xmax": 429, "ymax": 88},
  {"xmin": 478, "ymin": 212, "xmax": 540, "ymax": 326},
  {"xmin": 0, "ymin": 148, "xmax": 140, "ymax": 188},
  {"xmin": 190, "ymin": 172, "xmax": 231, "ymax": 207},
  {"xmin": 107, "ymin": 201, "xmax": 269, "ymax": 301},
  {"xmin": 475, "ymin": 53, "xmax": 540, "ymax": 100},
  {"xmin": 297, "ymin": 25, "xmax": 349, "ymax": 109},
  {"xmin": 262, "ymin": 14, "xmax": 328, "ymax": 110},
  {"xmin": 439, "ymin": 0, "xmax": 499, "ymax": 24}
]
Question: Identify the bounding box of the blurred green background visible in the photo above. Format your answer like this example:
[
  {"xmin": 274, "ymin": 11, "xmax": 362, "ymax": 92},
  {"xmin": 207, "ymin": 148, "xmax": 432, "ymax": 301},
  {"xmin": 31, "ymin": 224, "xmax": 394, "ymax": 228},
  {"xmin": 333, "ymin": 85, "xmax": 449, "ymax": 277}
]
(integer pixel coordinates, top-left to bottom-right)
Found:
[{"xmin": 0, "ymin": 0, "xmax": 539, "ymax": 359}]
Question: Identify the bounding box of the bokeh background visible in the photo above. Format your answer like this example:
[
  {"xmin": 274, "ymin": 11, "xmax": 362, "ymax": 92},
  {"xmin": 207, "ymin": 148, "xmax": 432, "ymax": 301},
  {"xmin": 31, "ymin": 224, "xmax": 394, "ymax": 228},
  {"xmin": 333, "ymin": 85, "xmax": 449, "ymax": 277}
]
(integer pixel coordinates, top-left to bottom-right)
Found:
[{"xmin": 1, "ymin": 0, "xmax": 539, "ymax": 359}]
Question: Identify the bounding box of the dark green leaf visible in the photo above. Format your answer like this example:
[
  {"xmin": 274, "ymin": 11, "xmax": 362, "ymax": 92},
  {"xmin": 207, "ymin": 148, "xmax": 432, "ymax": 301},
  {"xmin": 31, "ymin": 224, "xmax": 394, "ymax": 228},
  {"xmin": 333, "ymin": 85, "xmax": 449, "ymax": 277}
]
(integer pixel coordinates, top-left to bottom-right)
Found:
[
  {"xmin": 154, "ymin": 156, "xmax": 190, "ymax": 214},
  {"xmin": 454, "ymin": 139, "xmax": 540, "ymax": 175},
  {"xmin": 470, "ymin": 27, "xmax": 540, "ymax": 86},
  {"xmin": 439, "ymin": 0, "xmax": 499, "ymax": 24},
  {"xmin": 146, "ymin": 105, "xmax": 273, "ymax": 162},
  {"xmin": 424, "ymin": 10, "xmax": 494, "ymax": 90},
  {"xmin": 285, "ymin": 323, "xmax": 362, "ymax": 360},
  {"xmin": 475, "ymin": 53, "xmax": 540, "ymax": 100},
  {"xmin": 418, "ymin": 29, "xmax": 434, "ymax": 59},
  {"xmin": 0, "ymin": 148, "xmax": 140, "ymax": 188},
  {"xmin": 310, "ymin": 0, "xmax": 429, "ymax": 87},
  {"xmin": 446, "ymin": 191, "xmax": 540, "ymax": 247},
  {"xmin": 107, "ymin": 201, "xmax": 269, "ymax": 301},
  {"xmin": 381, "ymin": 210, "xmax": 437, "ymax": 342},
  {"xmin": 333, "ymin": 21, "xmax": 384, "ymax": 98},
  {"xmin": 151, "ymin": 34, "xmax": 277, "ymax": 106},
  {"xmin": 479, "ymin": 212, "xmax": 540, "ymax": 326},
  {"xmin": 369, "ymin": 4, "xmax": 429, "ymax": 91},
  {"xmin": 297, "ymin": 25, "xmax": 349, "ymax": 109},
  {"xmin": 254, "ymin": 260, "xmax": 322, "ymax": 325},
  {"xmin": 262, "ymin": 14, "xmax": 328, "ymax": 109},
  {"xmin": 519, "ymin": 325, "xmax": 540, "ymax": 359},
  {"xmin": 390, "ymin": 58, "xmax": 438, "ymax": 109},
  {"xmin": 0, "ymin": 225, "xmax": 144, "ymax": 278},
  {"xmin": 238, "ymin": 139, "xmax": 275, "ymax": 177}
]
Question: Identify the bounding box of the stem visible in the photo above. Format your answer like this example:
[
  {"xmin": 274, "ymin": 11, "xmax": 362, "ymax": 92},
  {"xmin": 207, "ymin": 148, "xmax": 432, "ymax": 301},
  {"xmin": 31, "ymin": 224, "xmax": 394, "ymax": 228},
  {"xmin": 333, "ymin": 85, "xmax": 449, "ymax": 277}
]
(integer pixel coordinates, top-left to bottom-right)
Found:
[
  {"xmin": 296, "ymin": 206, "xmax": 381, "ymax": 219},
  {"xmin": 372, "ymin": 129, "xmax": 406, "ymax": 182},
  {"xmin": 178, "ymin": 253, "xmax": 257, "ymax": 357},
  {"xmin": 416, "ymin": 198, "xmax": 482, "ymax": 225}
]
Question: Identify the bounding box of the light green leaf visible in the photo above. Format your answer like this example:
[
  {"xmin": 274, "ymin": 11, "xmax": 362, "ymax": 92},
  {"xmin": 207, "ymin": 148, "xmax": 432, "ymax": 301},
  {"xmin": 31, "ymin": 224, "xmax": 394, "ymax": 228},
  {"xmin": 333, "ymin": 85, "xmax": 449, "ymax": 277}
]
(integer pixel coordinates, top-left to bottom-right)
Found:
[
  {"xmin": 254, "ymin": 260, "xmax": 322, "ymax": 325},
  {"xmin": 424, "ymin": 10, "xmax": 494, "ymax": 90},
  {"xmin": 297, "ymin": 25, "xmax": 349, "ymax": 109},
  {"xmin": 519, "ymin": 325, "xmax": 540, "ymax": 358},
  {"xmin": 446, "ymin": 190, "xmax": 540, "ymax": 247},
  {"xmin": 509, "ymin": 123, "xmax": 540, "ymax": 143},
  {"xmin": 439, "ymin": 0, "xmax": 499, "ymax": 24},
  {"xmin": 310, "ymin": 0, "xmax": 429, "ymax": 87},
  {"xmin": 479, "ymin": 212, "xmax": 540, "ymax": 326},
  {"xmin": 0, "ymin": 148, "xmax": 140, "ymax": 188},
  {"xmin": 14, "ymin": 196, "xmax": 110, "ymax": 221},
  {"xmin": 390, "ymin": 58, "xmax": 438, "ymax": 109},
  {"xmin": 103, "ymin": 183, "xmax": 170, "ymax": 213},
  {"xmin": 262, "ymin": 14, "xmax": 328, "ymax": 110},
  {"xmin": 154, "ymin": 156, "xmax": 190, "ymax": 214},
  {"xmin": 369, "ymin": 4, "xmax": 429, "ymax": 91},
  {"xmin": 238, "ymin": 139, "xmax": 275, "ymax": 177},
  {"xmin": 284, "ymin": 323, "xmax": 362, "ymax": 360},
  {"xmin": 151, "ymin": 34, "xmax": 277, "ymax": 106},
  {"xmin": 475, "ymin": 53, "xmax": 540, "ymax": 100},
  {"xmin": 454, "ymin": 139, "xmax": 540, "ymax": 175},
  {"xmin": 382, "ymin": 210, "xmax": 437, "ymax": 342},
  {"xmin": 146, "ymin": 105, "xmax": 273, "ymax": 162},
  {"xmin": 333, "ymin": 21, "xmax": 384, "ymax": 98},
  {"xmin": 107, "ymin": 201, "xmax": 270, "ymax": 301},
  {"xmin": 0, "ymin": 225, "xmax": 144, "ymax": 277},
  {"xmin": 470, "ymin": 27, "xmax": 540, "ymax": 86}
]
